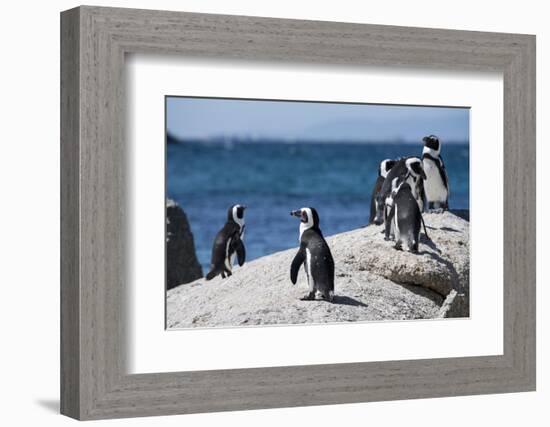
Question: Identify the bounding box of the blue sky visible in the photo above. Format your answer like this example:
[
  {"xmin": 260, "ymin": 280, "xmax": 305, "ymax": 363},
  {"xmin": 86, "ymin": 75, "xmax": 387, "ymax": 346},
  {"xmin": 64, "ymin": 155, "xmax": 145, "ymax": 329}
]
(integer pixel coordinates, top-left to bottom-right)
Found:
[{"xmin": 166, "ymin": 97, "xmax": 469, "ymax": 143}]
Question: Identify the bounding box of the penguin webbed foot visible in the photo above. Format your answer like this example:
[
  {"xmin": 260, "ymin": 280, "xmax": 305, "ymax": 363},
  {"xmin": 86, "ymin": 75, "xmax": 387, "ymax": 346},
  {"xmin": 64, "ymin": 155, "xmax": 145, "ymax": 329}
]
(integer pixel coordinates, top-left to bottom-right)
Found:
[{"xmin": 394, "ymin": 243, "xmax": 403, "ymax": 251}]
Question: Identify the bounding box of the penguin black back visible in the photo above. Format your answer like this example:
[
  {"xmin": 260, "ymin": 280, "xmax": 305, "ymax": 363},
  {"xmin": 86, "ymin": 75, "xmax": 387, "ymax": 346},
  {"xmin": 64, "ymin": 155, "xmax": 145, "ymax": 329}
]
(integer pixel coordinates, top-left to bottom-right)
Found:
[
  {"xmin": 387, "ymin": 180, "xmax": 422, "ymax": 252},
  {"xmin": 205, "ymin": 204, "xmax": 246, "ymax": 280},
  {"xmin": 373, "ymin": 158, "xmax": 409, "ymax": 225}
]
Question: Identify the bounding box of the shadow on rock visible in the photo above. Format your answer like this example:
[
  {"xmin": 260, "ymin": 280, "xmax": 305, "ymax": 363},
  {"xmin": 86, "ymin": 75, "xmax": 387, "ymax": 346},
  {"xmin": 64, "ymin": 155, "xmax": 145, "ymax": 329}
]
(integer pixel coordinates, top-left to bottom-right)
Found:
[
  {"xmin": 439, "ymin": 226, "xmax": 460, "ymax": 233},
  {"xmin": 332, "ymin": 295, "xmax": 369, "ymax": 308},
  {"xmin": 419, "ymin": 235, "xmax": 441, "ymax": 254}
]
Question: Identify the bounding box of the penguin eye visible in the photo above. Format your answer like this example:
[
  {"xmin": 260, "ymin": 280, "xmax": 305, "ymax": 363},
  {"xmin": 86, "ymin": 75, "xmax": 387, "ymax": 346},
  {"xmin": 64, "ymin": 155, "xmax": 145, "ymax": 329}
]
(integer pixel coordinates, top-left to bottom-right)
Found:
[{"xmin": 427, "ymin": 138, "xmax": 439, "ymax": 150}]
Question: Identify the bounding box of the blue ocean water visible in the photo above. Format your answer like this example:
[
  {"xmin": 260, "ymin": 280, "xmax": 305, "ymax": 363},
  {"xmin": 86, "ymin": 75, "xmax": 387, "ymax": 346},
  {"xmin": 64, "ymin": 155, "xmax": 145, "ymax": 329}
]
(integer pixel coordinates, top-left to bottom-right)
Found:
[{"xmin": 167, "ymin": 142, "xmax": 469, "ymax": 272}]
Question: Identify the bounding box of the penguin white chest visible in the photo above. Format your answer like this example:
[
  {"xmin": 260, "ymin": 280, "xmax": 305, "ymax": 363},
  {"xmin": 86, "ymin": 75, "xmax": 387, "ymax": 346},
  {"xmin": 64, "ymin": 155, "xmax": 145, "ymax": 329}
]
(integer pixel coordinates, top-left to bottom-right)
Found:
[
  {"xmin": 224, "ymin": 238, "xmax": 233, "ymax": 271},
  {"xmin": 305, "ymin": 248, "xmax": 314, "ymax": 291},
  {"xmin": 423, "ymin": 159, "xmax": 448, "ymax": 201},
  {"xmin": 394, "ymin": 204, "xmax": 400, "ymax": 241}
]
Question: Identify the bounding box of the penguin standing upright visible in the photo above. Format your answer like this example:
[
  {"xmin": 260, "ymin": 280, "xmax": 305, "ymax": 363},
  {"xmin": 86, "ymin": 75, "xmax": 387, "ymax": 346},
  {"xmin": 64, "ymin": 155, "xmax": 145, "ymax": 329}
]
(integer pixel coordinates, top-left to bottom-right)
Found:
[
  {"xmin": 289, "ymin": 207, "xmax": 334, "ymax": 302},
  {"xmin": 386, "ymin": 178, "xmax": 425, "ymax": 253},
  {"xmin": 205, "ymin": 204, "xmax": 246, "ymax": 280},
  {"xmin": 373, "ymin": 157, "xmax": 427, "ymax": 238},
  {"xmin": 372, "ymin": 157, "xmax": 409, "ymax": 226},
  {"xmin": 369, "ymin": 159, "xmax": 396, "ymax": 224},
  {"xmin": 373, "ymin": 157, "xmax": 425, "ymax": 225},
  {"xmin": 422, "ymin": 135, "xmax": 449, "ymax": 211}
]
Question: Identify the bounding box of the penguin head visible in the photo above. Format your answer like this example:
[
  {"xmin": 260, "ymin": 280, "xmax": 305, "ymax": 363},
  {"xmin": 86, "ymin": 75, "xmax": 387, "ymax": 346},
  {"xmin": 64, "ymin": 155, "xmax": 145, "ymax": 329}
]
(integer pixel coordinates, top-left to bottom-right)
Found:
[
  {"xmin": 422, "ymin": 135, "xmax": 441, "ymax": 155},
  {"xmin": 228, "ymin": 204, "xmax": 246, "ymax": 227},
  {"xmin": 290, "ymin": 207, "xmax": 319, "ymax": 230},
  {"xmin": 379, "ymin": 159, "xmax": 397, "ymax": 178},
  {"xmin": 405, "ymin": 157, "xmax": 427, "ymax": 180}
]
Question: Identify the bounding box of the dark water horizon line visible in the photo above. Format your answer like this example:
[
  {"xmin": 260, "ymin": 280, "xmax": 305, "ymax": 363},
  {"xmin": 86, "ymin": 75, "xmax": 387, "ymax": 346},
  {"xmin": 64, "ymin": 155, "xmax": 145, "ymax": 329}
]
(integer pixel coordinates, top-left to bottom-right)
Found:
[{"xmin": 167, "ymin": 133, "xmax": 469, "ymax": 146}]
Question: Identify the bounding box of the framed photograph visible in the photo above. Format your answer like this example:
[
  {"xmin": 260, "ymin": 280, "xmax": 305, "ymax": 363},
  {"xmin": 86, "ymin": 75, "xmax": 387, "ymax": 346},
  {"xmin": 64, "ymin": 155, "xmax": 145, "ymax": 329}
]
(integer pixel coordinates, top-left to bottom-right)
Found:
[
  {"xmin": 164, "ymin": 96, "xmax": 471, "ymax": 329},
  {"xmin": 61, "ymin": 6, "xmax": 536, "ymax": 420}
]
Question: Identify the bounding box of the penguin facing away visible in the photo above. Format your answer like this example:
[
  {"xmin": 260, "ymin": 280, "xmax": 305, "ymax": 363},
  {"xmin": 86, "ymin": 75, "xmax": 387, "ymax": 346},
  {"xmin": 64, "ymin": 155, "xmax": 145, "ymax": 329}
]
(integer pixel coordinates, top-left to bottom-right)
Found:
[
  {"xmin": 373, "ymin": 157, "xmax": 426, "ymax": 229},
  {"xmin": 369, "ymin": 159, "xmax": 397, "ymax": 224},
  {"xmin": 289, "ymin": 207, "xmax": 335, "ymax": 302},
  {"xmin": 373, "ymin": 157, "xmax": 409, "ymax": 225},
  {"xmin": 386, "ymin": 178, "xmax": 423, "ymax": 252},
  {"xmin": 205, "ymin": 204, "xmax": 246, "ymax": 280},
  {"xmin": 422, "ymin": 135, "xmax": 449, "ymax": 211}
]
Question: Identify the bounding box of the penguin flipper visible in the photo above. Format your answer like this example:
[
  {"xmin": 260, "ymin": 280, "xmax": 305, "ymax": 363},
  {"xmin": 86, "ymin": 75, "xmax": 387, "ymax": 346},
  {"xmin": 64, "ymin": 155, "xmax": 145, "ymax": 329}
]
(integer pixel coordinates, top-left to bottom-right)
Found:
[
  {"xmin": 290, "ymin": 247, "xmax": 305, "ymax": 285},
  {"xmin": 438, "ymin": 155, "xmax": 450, "ymax": 199},
  {"xmin": 235, "ymin": 239, "xmax": 246, "ymax": 266}
]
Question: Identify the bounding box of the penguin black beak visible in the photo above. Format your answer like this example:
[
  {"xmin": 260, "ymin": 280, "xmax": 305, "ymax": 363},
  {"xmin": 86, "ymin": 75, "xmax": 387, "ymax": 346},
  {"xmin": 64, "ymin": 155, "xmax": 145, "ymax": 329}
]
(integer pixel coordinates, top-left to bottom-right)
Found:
[
  {"xmin": 290, "ymin": 210, "xmax": 301, "ymax": 217},
  {"xmin": 420, "ymin": 170, "xmax": 427, "ymax": 180}
]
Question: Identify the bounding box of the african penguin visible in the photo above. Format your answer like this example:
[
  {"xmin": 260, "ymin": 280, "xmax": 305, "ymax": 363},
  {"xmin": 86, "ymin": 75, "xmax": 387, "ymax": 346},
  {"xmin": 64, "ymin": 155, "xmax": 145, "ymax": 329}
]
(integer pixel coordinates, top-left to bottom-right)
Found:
[
  {"xmin": 289, "ymin": 207, "xmax": 335, "ymax": 302},
  {"xmin": 422, "ymin": 135, "xmax": 450, "ymax": 211},
  {"xmin": 373, "ymin": 157, "xmax": 426, "ymax": 232},
  {"xmin": 369, "ymin": 159, "xmax": 397, "ymax": 224},
  {"xmin": 386, "ymin": 178, "xmax": 423, "ymax": 253},
  {"xmin": 205, "ymin": 204, "xmax": 246, "ymax": 280},
  {"xmin": 373, "ymin": 157, "xmax": 409, "ymax": 226}
]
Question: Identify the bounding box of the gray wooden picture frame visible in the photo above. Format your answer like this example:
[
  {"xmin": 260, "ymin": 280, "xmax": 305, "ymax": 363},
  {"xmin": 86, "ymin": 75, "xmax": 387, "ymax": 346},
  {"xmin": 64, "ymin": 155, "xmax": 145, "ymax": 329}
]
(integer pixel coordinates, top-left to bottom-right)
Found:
[{"xmin": 60, "ymin": 5, "xmax": 536, "ymax": 420}]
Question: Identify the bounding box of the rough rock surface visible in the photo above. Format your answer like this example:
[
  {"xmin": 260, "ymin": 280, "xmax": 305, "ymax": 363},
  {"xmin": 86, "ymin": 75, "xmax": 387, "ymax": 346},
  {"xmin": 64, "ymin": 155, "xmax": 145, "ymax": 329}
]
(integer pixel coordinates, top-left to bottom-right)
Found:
[
  {"xmin": 167, "ymin": 211, "xmax": 469, "ymax": 328},
  {"xmin": 166, "ymin": 199, "xmax": 203, "ymax": 289}
]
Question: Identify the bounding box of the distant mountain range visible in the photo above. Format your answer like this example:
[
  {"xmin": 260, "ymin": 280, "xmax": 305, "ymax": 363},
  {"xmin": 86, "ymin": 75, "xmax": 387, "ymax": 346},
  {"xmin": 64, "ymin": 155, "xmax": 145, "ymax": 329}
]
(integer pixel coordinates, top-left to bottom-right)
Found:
[
  {"xmin": 167, "ymin": 105, "xmax": 469, "ymax": 144},
  {"xmin": 295, "ymin": 115, "xmax": 469, "ymax": 143}
]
